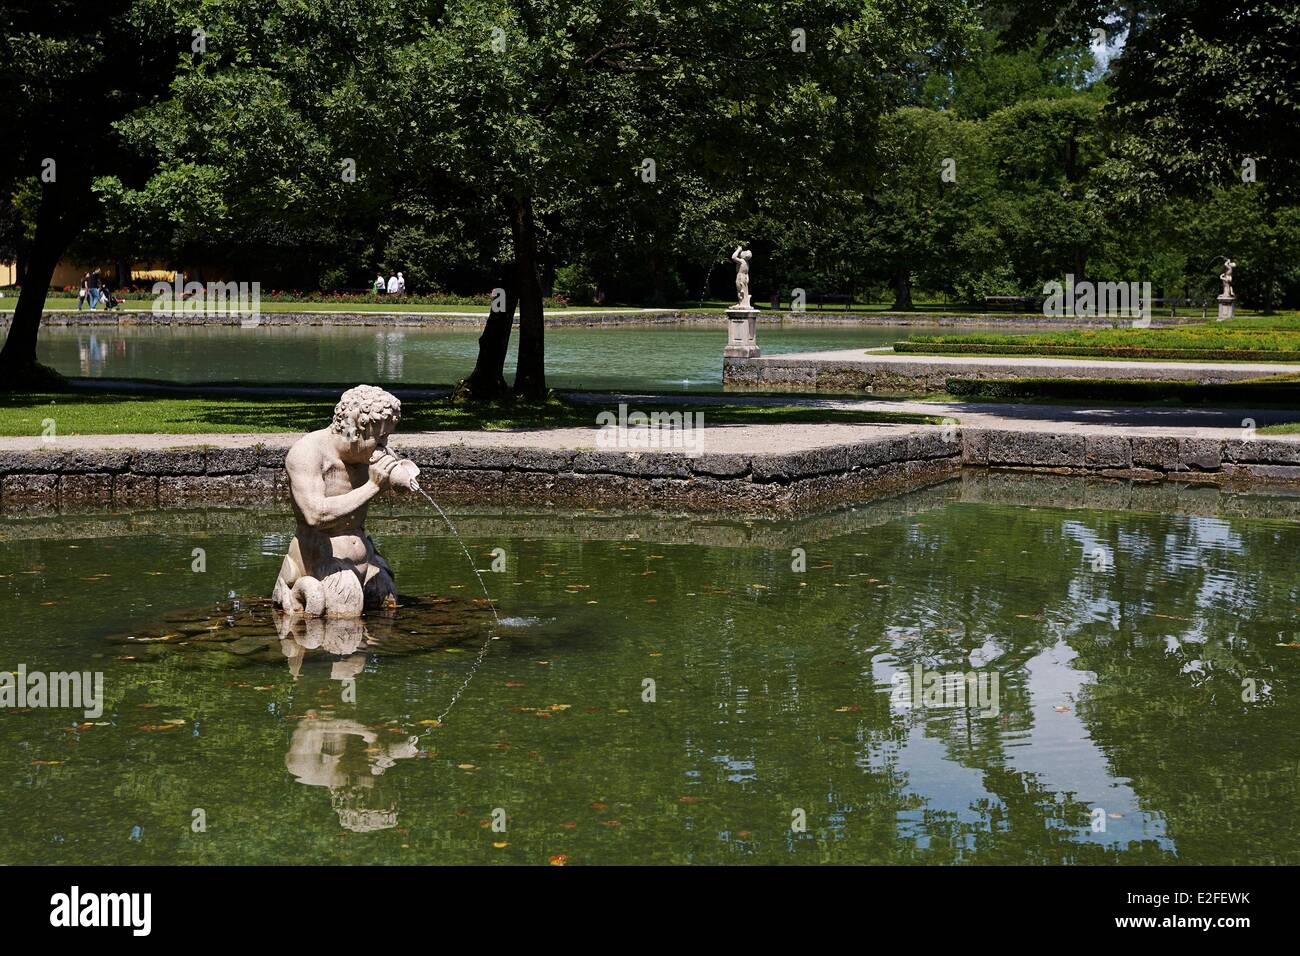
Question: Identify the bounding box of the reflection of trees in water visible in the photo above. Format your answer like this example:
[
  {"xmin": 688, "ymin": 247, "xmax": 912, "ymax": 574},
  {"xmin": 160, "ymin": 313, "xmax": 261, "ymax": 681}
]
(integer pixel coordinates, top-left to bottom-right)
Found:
[{"xmin": 677, "ymin": 500, "xmax": 1297, "ymax": 862}]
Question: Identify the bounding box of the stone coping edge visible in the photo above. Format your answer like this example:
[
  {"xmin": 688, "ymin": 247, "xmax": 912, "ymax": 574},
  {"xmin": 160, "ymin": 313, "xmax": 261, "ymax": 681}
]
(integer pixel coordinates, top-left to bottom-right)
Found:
[{"xmin": 2, "ymin": 427, "xmax": 1299, "ymax": 514}]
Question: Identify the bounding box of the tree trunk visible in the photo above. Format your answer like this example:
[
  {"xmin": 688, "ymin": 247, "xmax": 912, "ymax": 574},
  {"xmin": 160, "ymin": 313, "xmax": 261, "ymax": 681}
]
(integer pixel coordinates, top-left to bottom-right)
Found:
[
  {"xmin": 891, "ymin": 269, "xmax": 914, "ymax": 311},
  {"xmin": 650, "ymin": 252, "xmax": 668, "ymax": 305},
  {"xmin": 0, "ymin": 179, "xmax": 82, "ymax": 385},
  {"xmin": 460, "ymin": 264, "xmax": 517, "ymax": 401},
  {"xmin": 510, "ymin": 195, "xmax": 546, "ymax": 399}
]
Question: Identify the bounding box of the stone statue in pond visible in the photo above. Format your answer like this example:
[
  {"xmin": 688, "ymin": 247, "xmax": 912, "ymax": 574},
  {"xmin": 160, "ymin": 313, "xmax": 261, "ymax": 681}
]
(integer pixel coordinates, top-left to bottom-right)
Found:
[{"xmin": 272, "ymin": 385, "xmax": 420, "ymax": 619}]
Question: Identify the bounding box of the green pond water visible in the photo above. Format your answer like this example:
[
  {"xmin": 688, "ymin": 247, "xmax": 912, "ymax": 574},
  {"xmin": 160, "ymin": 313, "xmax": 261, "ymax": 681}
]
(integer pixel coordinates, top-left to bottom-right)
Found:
[
  {"xmin": 36, "ymin": 323, "xmax": 1016, "ymax": 391},
  {"xmin": 3, "ymin": 476, "xmax": 1299, "ymax": 865}
]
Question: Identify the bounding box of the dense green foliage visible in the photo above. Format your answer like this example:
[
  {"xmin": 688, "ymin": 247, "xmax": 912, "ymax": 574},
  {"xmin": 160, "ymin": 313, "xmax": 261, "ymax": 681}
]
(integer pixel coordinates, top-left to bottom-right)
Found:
[{"xmin": 5, "ymin": 0, "xmax": 1300, "ymax": 387}]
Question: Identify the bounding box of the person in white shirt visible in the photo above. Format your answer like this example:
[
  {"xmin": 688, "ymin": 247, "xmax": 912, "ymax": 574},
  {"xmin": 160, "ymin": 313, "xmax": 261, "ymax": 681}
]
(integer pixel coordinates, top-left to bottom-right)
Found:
[
  {"xmin": 396, "ymin": 272, "xmax": 405, "ymax": 295},
  {"xmin": 386, "ymin": 274, "xmax": 400, "ymax": 295},
  {"xmin": 373, "ymin": 273, "xmax": 385, "ymax": 295}
]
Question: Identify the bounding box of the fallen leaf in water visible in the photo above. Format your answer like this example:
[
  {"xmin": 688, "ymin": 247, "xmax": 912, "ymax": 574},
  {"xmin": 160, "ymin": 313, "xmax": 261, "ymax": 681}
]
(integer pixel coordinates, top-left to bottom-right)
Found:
[
  {"xmin": 32, "ymin": 759, "xmax": 63, "ymax": 765},
  {"xmin": 493, "ymin": 842, "xmax": 509, "ymax": 848},
  {"xmin": 547, "ymin": 704, "xmax": 571, "ymax": 711},
  {"xmin": 679, "ymin": 796, "xmax": 701, "ymax": 805},
  {"xmin": 602, "ymin": 820, "xmax": 621, "ymax": 827},
  {"xmin": 139, "ymin": 724, "xmax": 179, "ymax": 731},
  {"xmin": 1053, "ymin": 705, "xmax": 1071, "ymax": 713},
  {"xmin": 590, "ymin": 802, "xmax": 609, "ymax": 810},
  {"xmin": 458, "ymin": 763, "xmax": 476, "ymax": 770},
  {"xmin": 505, "ymin": 680, "xmax": 526, "ymax": 688},
  {"xmin": 417, "ymin": 719, "xmax": 441, "ymax": 726},
  {"xmin": 549, "ymin": 854, "xmax": 568, "ymax": 866},
  {"xmin": 559, "ymin": 822, "xmax": 577, "ymax": 829}
]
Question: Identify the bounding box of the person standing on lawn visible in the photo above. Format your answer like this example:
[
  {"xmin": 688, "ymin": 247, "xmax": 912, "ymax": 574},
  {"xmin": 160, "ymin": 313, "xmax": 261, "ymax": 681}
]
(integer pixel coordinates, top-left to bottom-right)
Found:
[{"xmin": 86, "ymin": 269, "xmax": 102, "ymax": 310}]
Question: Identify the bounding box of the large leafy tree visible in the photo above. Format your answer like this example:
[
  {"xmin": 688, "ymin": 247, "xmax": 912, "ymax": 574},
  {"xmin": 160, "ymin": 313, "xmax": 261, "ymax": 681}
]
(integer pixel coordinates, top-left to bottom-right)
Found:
[{"xmin": 0, "ymin": 0, "xmax": 178, "ymax": 384}]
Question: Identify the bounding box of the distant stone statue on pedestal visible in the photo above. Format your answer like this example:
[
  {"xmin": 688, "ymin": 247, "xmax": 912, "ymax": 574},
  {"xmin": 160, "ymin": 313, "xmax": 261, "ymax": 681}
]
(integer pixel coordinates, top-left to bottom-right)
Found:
[
  {"xmin": 1217, "ymin": 258, "xmax": 1236, "ymax": 321},
  {"xmin": 730, "ymin": 245, "xmax": 753, "ymax": 311},
  {"xmin": 724, "ymin": 244, "xmax": 761, "ymax": 359}
]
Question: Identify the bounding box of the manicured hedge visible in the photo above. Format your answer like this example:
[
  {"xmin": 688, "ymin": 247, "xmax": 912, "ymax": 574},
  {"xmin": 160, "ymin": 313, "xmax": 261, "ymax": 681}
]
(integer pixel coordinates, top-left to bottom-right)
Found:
[
  {"xmin": 945, "ymin": 375, "xmax": 1300, "ymax": 404},
  {"xmin": 897, "ymin": 342, "xmax": 1300, "ymax": 362}
]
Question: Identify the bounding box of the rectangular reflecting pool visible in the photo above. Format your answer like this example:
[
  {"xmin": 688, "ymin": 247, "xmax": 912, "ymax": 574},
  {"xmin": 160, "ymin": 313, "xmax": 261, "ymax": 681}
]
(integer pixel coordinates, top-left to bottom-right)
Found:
[
  {"xmin": 36, "ymin": 322, "xmax": 1029, "ymax": 391},
  {"xmin": 2, "ymin": 475, "xmax": 1299, "ymax": 864}
]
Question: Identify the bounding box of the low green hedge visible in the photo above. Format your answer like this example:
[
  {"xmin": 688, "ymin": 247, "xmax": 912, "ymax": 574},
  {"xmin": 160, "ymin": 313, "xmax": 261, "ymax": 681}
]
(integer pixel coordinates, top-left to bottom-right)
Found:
[
  {"xmin": 897, "ymin": 342, "xmax": 1300, "ymax": 362},
  {"xmin": 945, "ymin": 375, "xmax": 1300, "ymax": 404}
]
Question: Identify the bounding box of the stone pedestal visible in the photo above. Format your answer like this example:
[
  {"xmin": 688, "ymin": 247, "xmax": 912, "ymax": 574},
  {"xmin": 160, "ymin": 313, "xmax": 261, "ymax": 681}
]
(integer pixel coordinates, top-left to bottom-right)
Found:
[
  {"xmin": 724, "ymin": 308, "xmax": 761, "ymax": 359},
  {"xmin": 1217, "ymin": 294, "xmax": 1235, "ymax": 321}
]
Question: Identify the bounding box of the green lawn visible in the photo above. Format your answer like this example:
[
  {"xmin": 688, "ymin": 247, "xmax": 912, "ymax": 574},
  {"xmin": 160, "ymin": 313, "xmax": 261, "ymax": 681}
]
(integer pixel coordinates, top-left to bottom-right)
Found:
[
  {"xmin": 0, "ymin": 391, "xmax": 940, "ymax": 437},
  {"xmin": 1260, "ymin": 422, "xmax": 1300, "ymax": 434}
]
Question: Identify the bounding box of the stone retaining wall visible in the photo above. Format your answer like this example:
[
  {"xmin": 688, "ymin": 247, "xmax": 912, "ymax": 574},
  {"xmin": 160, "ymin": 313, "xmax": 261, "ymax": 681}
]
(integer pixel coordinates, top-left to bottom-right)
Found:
[
  {"xmin": 960, "ymin": 428, "xmax": 1300, "ymax": 484},
  {"xmin": 3, "ymin": 428, "xmax": 1298, "ymax": 515},
  {"xmin": 724, "ymin": 355, "xmax": 1285, "ymax": 393},
  {"xmin": 0, "ymin": 431, "xmax": 962, "ymax": 515}
]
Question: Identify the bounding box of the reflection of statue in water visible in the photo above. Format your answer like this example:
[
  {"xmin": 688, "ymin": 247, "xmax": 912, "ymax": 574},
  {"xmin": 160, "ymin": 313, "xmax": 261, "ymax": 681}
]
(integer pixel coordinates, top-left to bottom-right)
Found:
[
  {"xmin": 730, "ymin": 244, "xmax": 753, "ymax": 310},
  {"xmin": 277, "ymin": 613, "xmax": 417, "ymax": 832},
  {"xmin": 272, "ymin": 385, "xmax": 420, "ymax": 619},
  {"xmin": 285, "ymin": 714, "xmax": 418, "ymax": 832}
]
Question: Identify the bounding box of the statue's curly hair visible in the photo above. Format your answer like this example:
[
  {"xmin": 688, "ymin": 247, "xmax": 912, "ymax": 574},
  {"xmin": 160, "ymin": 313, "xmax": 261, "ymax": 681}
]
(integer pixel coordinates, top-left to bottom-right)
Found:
[{"xmin": 330, "ymin": 385, "xmax": 401, "ymax": 442}]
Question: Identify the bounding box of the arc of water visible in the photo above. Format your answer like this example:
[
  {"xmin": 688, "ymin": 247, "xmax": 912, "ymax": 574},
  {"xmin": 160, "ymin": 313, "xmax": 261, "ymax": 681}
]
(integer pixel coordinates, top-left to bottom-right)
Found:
[{"xmin": 408, "ymin": 480, "xmax": 501, "ymax": 729}]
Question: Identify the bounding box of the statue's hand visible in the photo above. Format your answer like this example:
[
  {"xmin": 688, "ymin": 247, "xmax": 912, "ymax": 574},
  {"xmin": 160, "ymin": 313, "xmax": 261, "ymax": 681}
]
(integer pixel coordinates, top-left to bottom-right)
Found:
[
  {"xmin": 368, "ymin": 453, "xmax": 399, "ymax": 490},
  {"xmin": 389, "ymin": 459, "xmax": 420, "ymax": 490}
]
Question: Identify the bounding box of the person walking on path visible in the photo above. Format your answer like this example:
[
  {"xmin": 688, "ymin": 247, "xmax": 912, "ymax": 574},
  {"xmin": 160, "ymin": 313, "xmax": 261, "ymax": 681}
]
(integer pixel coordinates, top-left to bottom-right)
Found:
[
  {"xmin": 77, "ymin": 272, "xmax": 91, "ymax": 311},
  {"xmin": 86, "ymin": 269, "xmax": 102, "ymax": 310},
  {"xmin": 373, "ymin": 272, "xmax": 385, "ymax": 295},
  {"xmin": 396, "ymin": 271, "xmax": 405, "ymax": 295},
  {"xmin": 386, "ymin": 273, "xmax": 400, "ymax": 295}
]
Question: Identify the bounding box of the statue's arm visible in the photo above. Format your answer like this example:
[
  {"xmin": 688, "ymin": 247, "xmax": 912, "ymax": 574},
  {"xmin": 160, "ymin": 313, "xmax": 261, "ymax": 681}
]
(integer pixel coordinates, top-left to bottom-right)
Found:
[
  {"xmin": 731, "ymin": 245, "xmax": 743, "ymax": 264},
  {"xmin": 287, "ymin": 444, "xmax": 378, "ymax": 528}
]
